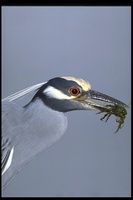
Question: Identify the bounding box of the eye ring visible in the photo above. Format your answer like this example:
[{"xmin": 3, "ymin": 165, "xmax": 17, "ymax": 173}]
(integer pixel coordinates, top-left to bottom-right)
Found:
[{"xmin": 69, "ymin": 87, "xmax": 81, "ymax": 96}]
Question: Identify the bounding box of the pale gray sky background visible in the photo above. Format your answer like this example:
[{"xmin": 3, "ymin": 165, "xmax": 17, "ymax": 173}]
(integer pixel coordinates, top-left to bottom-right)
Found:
[{"xmin": 2, "ymin": 6, "xmax": 131, "ymax": 197}]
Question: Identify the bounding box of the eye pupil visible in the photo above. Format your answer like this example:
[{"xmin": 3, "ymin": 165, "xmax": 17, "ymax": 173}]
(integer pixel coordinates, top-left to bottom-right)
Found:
[
  {"xmin": 72, "ymin": 89, "xmax": 78, "ymax": 94},
  {"xmin": 69, "ymin": 87, "xmax": 80, "ymax": 96}
]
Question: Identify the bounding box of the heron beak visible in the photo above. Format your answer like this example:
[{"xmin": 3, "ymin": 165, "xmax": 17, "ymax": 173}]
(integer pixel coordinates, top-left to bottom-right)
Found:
[{"xmin": 84, "ymin": 90, "xmax": 128, "ymax": 111}]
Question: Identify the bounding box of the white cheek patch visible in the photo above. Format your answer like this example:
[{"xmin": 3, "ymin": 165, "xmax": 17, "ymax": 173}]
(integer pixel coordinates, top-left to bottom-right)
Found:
[{"xmin": 43, "ymin": 86, "xmax": 72, "ymax": 100}]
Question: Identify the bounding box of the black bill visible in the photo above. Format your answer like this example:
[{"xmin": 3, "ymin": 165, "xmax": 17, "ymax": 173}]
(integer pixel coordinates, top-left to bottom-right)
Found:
[{"xmin": 88, "ymin": 90, "xmax": 128, "ymax": 111}]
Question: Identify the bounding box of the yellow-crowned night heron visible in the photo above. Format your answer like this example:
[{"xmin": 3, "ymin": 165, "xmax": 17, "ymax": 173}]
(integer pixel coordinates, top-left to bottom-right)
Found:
[{"xmin": 2, "ymin": 76, "xmax": 127, "ymax": 190}]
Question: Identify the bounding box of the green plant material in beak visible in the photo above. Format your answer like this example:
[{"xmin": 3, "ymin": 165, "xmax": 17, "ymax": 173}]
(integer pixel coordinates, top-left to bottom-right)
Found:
[{"xmin": 97, "ymin": 103, "xmax": 128, "ymax": 133}]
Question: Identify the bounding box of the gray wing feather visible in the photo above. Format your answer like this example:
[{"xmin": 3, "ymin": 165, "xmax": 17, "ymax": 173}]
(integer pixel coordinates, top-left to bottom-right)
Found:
[{"xmin": 2, "ymin": 136, "xmax": 14, "ymax": 175}]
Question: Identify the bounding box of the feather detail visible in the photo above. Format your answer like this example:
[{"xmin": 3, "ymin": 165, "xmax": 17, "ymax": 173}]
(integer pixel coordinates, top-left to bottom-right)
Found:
[{"xmin": 2, "ymin": 82, "xmax": 46, "ymax": 102}]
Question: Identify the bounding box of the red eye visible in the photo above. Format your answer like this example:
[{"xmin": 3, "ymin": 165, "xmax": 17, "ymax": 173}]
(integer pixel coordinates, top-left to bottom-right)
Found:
[{"xmin": 69, "ymin": 87, "xmax": 81, "ymax": 96}]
